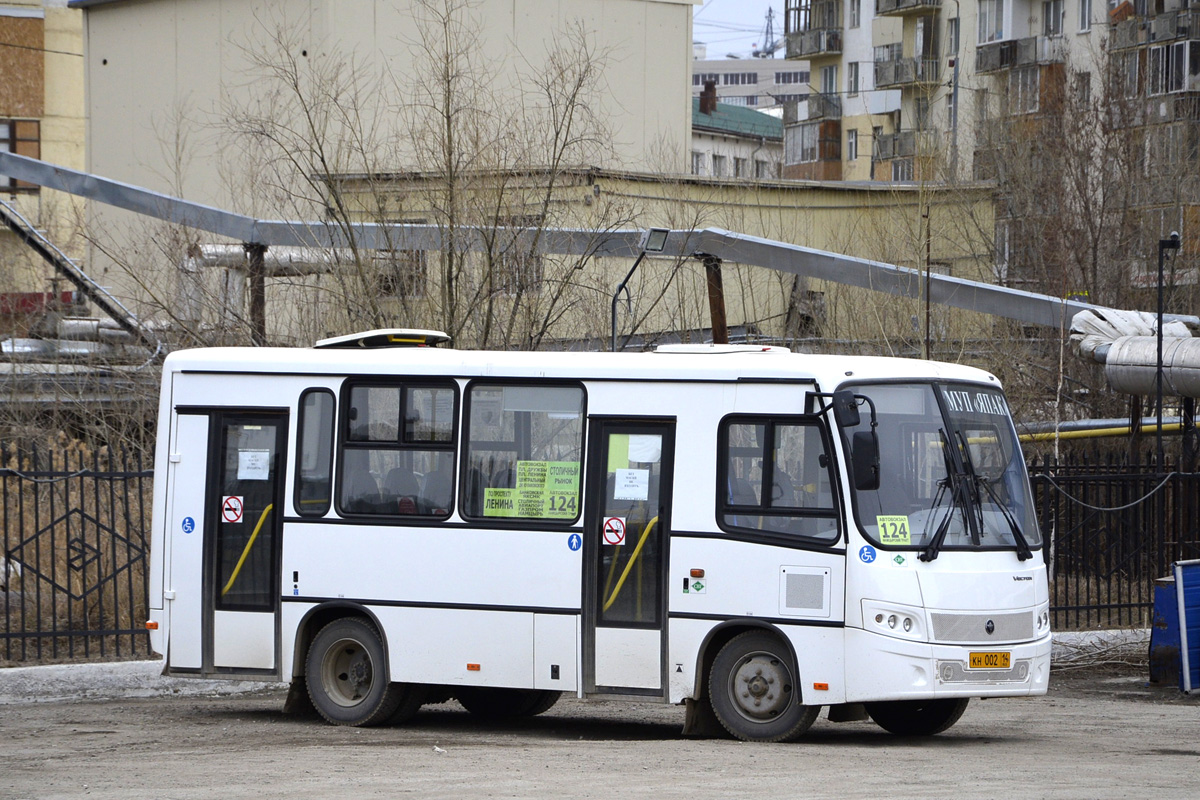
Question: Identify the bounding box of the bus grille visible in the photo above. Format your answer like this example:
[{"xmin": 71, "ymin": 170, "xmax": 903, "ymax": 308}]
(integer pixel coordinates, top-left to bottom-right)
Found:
[{"xmin": 930, "ymin": 610, "xmax": 1034, "ymax": 644}]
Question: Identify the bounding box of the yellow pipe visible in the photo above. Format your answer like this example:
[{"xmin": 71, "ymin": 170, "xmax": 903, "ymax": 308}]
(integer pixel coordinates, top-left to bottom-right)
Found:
[
  {"xmin": 603, "ymin": 516, "xmax": 659, "ymax": 613},
  {"xmin": 221, "ymin": 503, "xmax": 274, "ymax": 596},
  {"xmin": 1020, "ymin": 422, "xmax": 1183, "ymax": 443}
]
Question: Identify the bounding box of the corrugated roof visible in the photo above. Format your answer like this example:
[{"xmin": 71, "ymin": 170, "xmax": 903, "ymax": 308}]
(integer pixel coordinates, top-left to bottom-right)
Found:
[{"xmin": 692, "ymin": 98, "xmax": 782, "ymax": 141}]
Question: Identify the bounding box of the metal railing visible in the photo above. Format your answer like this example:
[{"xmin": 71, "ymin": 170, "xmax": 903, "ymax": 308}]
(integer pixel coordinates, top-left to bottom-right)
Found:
[
  {"xmin": 786, "ymin": 28, "xmax": 843, "ymax": 59},
  {"xmin": 1029, "ymin": 454, "xmax": 1200, "ymax": 630},
  {"xmin": 2, "ymin": 444, "xmax": 152, "ymax": 664},
  {"xmin": 875, "ymin": 0, "xmax": 941, "ymax": 15},
  {"xmin": 874, "ymin": 57, "xmax": 940, "ymax": 88}
]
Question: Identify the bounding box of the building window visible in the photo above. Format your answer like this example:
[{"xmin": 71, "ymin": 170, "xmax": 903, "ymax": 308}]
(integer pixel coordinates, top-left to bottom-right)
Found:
[
  {"xmin": 850, "ymin": 0, "xmax": 861, "ymax": 28},
  {"xmin": 692, "ymin": 151, "xmax": 707, "ymax": 174},
  {"xmin": 1148, "ymin": 42, "xmax": 1187, "ymax": 96},
  {"xmin": 724, "ymin": 72, "xmax": 758, "ymax": 85},
  {"xmin": 948, "ymin": 17, "xmax": 960, "ymax": 55},
  {"xmin": 735, "ymin": 157, "xmax": 749, "ymax": 177},
  {"xmin": 775, "ymin": 71, "xmax": 808, "ymax": 84},
  {"xmin": 375, "ymin": 249, "xmax": 427, "ymax": 298},
  {"xmin": 915, "ymin": 97, "xmax": 931, "ymax": 130},
  {"xmin": 1078, "ymin": 0, "xmax": 1091, "ymax": 32},
  {"xmin": 848, "ymin": 62, "xmax": 859, "ymax": 96},
  {"xmin": 978, "ymin": 0, "xmax": 1005, "ymax": 44},
  {"xmin": 871, "ymin": 125, "xmax": 884, "ymax": 159},
  {"xmin": 847, "ymin": 129, "xmax": 858, "ymax": 161},
  {"xmin": 892, "ymin": 158, "xmax": 915, "ymax": 181},
  {"xmin": 1, "ymin": 119, "xmax": 40, "ymax": 191},
  {"xmin": 755, "ymin": 159, "xmax": 772, "ymax": 178},
  {"xmin": 790, "ymin": 122, "xmax": 820, "ymax": 163},
  {"xmin": 1043, "ymin": 0, "xmax": 1063, "ymax": 36},
  {"xmin": 694, "ymin": 72, "xmax": 719, "ymax": 86},
  {"xmin": 1009, "ymin": 66, "xmax": 1040, "ymax": 114},
  {"xmin": 820, "ymin": 65, "xmax": 838, "ymax": 95},
  {"xmin": 712, "ymin": 154, "xmax": 728, "ymax": 177},
  {"xmin": 746, "ymin": 95, "xmax": 758, "ymax": 106}
]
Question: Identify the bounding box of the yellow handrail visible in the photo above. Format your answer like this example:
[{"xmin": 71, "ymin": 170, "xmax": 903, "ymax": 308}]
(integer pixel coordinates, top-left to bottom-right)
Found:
[
  {"xmin": 602, "ymin": 516, "xmax": 658, "ymax": 613},
  {"xmin": 221, "ymin": 503, "xmax": 274, "ymax": 596}
]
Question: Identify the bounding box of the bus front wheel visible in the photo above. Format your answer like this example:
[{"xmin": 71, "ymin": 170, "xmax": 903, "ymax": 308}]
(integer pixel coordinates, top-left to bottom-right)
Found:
[
  {"xmin": 708, "ymin": 630, "xmax": 819, "ymax": 742},
  {"xmin": 865, "ymin": 698, "xmax": 969, "ymax": 736},
  {"xmin": 306, "ymin": 617, "xmax": 421, "ymax": 726}
]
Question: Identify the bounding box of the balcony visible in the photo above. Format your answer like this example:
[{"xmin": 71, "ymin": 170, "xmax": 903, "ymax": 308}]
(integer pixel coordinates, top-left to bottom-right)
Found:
[
  {"xmin": 1145, "ymin": 92, "xmax": 1200, "ymax": 124},
  {"xmin": 807, "ymin": 92, "xmax": 842, "ymax": 120},
  {"xmin": 874, "ymin": 57, "xmax": 940, "ymax": 89},
  {"xmin": 786, "ymin": 28, "xmax": 842, "ymax": 59},
  {"xmin": 1151, "ymin": 10, "xmax": 1200, "ymax": 42},
  {"xmin": 975, "ymin": 36, "xmax": 1066, "ymax": 73},
  {"xmin": 1109, "ymin": 18, "xmax": 1147, "ymax": 51},
  {"xmin": 874, "ymin": 129, "xmax": 938, "ymax": 160},
  {"xmin": 875, "ymin": 0, "xmax": 941, "ymax": 15}
]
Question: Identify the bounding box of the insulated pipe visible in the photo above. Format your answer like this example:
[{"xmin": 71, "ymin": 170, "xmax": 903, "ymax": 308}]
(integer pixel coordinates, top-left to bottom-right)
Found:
[{"xmin": 1104, "ymin": 336, "xmax": 1200, "ymax": 398}]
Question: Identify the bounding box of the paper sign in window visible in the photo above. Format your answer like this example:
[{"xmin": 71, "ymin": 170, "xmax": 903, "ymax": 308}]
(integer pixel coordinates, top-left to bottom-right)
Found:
[
  {"xmin": 238, "ymin": 450, "xmax": 271, "ymax": 480},
  {"xmin": 614, "ymin": 468, "xmax": 650, "ymax": 501}
]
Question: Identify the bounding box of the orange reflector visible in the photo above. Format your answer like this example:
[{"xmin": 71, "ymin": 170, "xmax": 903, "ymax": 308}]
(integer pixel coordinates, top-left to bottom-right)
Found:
[
  {"xmin": 812, "ymin": 682, "xmax": 829, "ymax": 691},
  {"xmin": 145, "ymin": 621, "xmax": 159, "ymax": 630},
  {"xmin": 467, "ymin": 663, "xmax": 481, "ymax": 671},
  {"xmin": 690, "ymin": 568, "xmax": 705, "ymax": 578}
]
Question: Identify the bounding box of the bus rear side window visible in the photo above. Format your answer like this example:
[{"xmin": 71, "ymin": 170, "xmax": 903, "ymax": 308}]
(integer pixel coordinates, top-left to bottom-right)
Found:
[
  {"xmin": 463, "ymin": 383, "xmax": 584, "ymax": 521},
  {"xmin": 340, "ymin": 382, "xmax": 458, "ymax": 517},
  {"xmin": 720, "ymin": 418, "xmax": 839, "ymax": 543},
  {"xmin": 296, "ymin": 390, "xmax": 335, "ymax": 517}
]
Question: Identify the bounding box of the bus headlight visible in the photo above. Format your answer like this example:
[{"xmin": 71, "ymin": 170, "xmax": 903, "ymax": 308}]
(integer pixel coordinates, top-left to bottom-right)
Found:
[
  {"xmin": 1035, "ymin": 604, "xmax": 1051, "ymax": 635},
  {"xmin": 863, "ymin": 600, "xmax": 927, "ymax": 642}
]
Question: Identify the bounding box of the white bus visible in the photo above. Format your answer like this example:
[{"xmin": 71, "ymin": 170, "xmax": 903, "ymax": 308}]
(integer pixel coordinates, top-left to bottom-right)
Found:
[{"xmin": 146, "ymin": 330, "xmax": 1050, "ymax": 742}]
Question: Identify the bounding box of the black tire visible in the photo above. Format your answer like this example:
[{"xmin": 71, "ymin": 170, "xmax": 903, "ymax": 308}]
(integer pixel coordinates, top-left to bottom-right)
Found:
[
  {"xmin": 455, "ymin": 687, "xmax": 562, "ymax": 719},
  {"xmin": 865, "ymin": 698, "xmax": 969, "ymax": 736},
  {"xmin": 305, "ymin": 617, "xmax": 418, "ymax": 727},
  {"xmin": 708, "ymin": 630, "xmax": 820, "ymax": 742}
]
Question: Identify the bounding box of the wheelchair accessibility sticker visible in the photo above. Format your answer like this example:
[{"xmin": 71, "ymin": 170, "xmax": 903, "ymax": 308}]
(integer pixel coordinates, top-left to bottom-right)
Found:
[{"xmin": 859, "ymin": 545, "xmax": 877, "ymax": 563}]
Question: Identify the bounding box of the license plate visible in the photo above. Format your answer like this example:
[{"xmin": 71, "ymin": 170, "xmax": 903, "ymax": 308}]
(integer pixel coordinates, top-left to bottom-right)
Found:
[{"xmin": 968, "ymin": 651, "xmax": 1011, "ymax": 669}]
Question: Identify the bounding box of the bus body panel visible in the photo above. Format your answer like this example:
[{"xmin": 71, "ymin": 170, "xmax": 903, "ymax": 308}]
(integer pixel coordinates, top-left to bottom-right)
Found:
[{"xmin": 163, "ymin": 411, "xmax": 209, "ymax": 670}]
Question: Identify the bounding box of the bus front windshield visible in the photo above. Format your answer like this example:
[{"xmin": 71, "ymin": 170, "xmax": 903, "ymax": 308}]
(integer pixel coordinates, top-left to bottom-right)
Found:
[{"xmin": 844, "ymin": 382, "xmax": 1041, "ymax": 557}]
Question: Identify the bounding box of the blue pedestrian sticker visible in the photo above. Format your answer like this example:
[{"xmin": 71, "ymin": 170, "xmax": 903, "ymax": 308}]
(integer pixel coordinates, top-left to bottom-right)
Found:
[
  {"xmin": 568, "ymin": 533, "xmax": 582, "ymax": 552},
  {"xmin": 859, "ymin": 545, "xmax": 876, "ymax": 563},
  {"xmin": 181, "ymin": 516, "xmax": 195, "ymax": 534}
]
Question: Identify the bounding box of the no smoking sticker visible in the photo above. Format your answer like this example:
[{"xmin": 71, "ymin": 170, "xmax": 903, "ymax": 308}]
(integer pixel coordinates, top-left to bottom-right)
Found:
[
  {"xmin": 221, "ymin": 495, "xmax": 244, "ymax": 523},
  {"xmin": 602, "ymin": 516, "xmax": 626, "ymax": 546}
]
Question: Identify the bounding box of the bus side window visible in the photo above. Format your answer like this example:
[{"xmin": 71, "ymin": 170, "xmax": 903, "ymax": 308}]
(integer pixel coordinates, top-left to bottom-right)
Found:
[
  {"xmin": 338, "ymin": 382, "xmax": 457, "ymax": 518},
  {"xmin": 463, "ymin": 383, "xmax": 584, "ymax": 523},
  {"xmin": 296, "ymin": 389, "xmax": 335, "ymax": 516},
  {"xmin": 719, "ymin": 417, "xmax": 839, "ymax": 543}
]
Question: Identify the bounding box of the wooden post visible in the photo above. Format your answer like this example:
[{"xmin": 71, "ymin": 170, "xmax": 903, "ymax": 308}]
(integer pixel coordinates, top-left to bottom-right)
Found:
[
  {"xmin": 245, "ymin": 244, "xmax": 267, "ymax": 346},
  {"xmin": 702, "ymin": 254, "xmax": 729, "ymax": 345}
]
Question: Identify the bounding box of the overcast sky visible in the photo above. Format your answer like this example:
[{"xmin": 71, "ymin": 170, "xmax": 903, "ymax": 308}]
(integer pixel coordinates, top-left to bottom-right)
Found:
[{"xmin": 692, "ymin": 0, "xmax": 786, "ymax": 61}]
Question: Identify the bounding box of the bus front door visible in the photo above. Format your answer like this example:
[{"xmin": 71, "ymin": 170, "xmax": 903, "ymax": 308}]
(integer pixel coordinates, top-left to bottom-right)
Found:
[
  {"xmin": 585, "ymin": 420, "xmax": 675, "ymax": 696},
  {"xmin": 204, "ymin": 412, "xmax": 287, "ymax": 676}
]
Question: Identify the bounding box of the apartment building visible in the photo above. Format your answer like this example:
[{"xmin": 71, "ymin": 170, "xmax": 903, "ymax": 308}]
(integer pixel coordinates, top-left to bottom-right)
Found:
[
  {"xmin": 691, "ymin": 53, "xmax": 810, "ymax": 109},
  {"xmin": 780, "ymin": 0, "xmax": 1105, "ymax": 183}
]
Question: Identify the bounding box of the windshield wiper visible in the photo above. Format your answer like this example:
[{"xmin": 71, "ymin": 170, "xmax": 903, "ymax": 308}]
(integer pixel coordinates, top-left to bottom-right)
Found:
[
  {"xmin": 974, "ymin": 474, "xmax": 1034, "ymax": 561},
  {"xmin": 920, "ymin": 430, "xmax": 965, "ymax": 563}
]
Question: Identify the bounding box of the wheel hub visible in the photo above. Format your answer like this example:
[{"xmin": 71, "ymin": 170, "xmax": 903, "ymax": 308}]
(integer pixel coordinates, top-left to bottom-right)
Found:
[{"xmin": 730, "ymin": 653, "xmax": 792, "ymax": 722}]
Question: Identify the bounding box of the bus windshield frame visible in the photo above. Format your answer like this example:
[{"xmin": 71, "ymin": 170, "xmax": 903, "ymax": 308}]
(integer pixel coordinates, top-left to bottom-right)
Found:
[{"xmin": 838, "ymin": 380, "xmax": 1041, "ymax": 556}]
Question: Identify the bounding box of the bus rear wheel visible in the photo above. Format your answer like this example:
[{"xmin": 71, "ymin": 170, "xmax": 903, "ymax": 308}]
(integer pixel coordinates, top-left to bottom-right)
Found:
[
  {"xmin": 455, "ymin": 687, "xmax": 561, "ymax": 718},
  {"xmin": 708, "ymin": 630, "xmax": 819, "ymax": 742},
  {"xmin": 306, "ymin": 617, "xmax": 420, "ymax": 726},
  {"xmin": 865, "ymin": 698, "xmax": 969, "ymax": 736}
]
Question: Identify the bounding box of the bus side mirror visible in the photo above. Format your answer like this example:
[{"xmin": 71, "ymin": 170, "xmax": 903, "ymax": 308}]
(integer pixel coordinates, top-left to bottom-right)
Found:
[
  {"xmin": 831, "ymin": 390, "xmax": 861, "ymax": 428},
  {"xmin": 852, "ymin": 430, "xmax": 880, "ymax": 491}
]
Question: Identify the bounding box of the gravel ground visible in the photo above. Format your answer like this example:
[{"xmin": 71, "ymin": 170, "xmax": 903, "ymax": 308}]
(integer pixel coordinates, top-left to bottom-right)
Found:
[{"xmin": 1, "ymin": 656, "xmax": 1197, "ymax": 800}]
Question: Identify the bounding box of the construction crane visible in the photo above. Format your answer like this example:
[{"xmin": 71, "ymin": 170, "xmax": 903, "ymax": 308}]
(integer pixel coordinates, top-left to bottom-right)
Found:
[{"xmin": 751, "ymin": 8, "xmax": 782, "ymax": 58}]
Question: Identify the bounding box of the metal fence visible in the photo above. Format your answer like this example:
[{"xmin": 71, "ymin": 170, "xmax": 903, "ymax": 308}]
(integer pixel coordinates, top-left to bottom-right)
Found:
[
  {"xmin": 3, "ymin": 443, "xmax": 1199, "ymax": 665},
  {"xmin": 1030, "ymin": 454, "xmax": 1200, "ymax": 630},
  {"xmin": 1, "ymin": 443, "xmax": 152, "ymax": 665}
]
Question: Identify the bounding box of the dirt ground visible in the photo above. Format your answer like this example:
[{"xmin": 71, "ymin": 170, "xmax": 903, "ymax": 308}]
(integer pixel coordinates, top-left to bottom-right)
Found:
[{"xmin": 1, "ymin": 665, "xmax": 1198, "ymax": 800}]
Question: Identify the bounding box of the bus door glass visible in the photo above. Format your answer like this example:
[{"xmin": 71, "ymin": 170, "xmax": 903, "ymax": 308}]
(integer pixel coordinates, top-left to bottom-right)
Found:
[
  {"xmin": 586, "ymin": 420, "xmax": 675, "ymax": 694},
  {"xmin": 207, "ymin": 412, "xmax": 287, "ymax": 673}
]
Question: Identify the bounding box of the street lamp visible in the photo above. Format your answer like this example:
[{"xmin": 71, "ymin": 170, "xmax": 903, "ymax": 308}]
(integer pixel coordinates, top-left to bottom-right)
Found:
[
  {"xmin": 1157, "ymin": 231, "xmax": 1181, "ymax": 471},
  {"xmin": 611, "ymin": 228, "xmax": 669, "ymax": 352}
]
